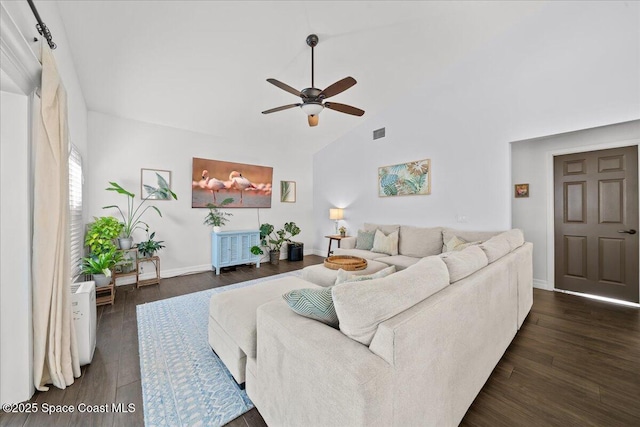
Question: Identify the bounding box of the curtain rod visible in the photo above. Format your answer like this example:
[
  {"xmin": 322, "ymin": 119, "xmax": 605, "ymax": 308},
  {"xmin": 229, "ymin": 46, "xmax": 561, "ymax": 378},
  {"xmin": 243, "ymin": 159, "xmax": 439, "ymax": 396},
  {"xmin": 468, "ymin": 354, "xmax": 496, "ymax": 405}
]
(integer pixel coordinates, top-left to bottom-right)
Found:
[{"xmin": 27, "ymin": 0, "xmax": 56, "ymax": 49}]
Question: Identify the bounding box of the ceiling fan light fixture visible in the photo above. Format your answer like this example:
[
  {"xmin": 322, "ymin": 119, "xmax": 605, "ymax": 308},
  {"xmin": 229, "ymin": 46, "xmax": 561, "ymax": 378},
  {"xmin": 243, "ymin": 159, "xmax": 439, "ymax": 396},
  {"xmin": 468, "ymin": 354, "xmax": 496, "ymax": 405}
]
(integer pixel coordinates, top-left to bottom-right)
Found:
[
  {"xmin": 308, "ymin": 115, "xmax": 319, "ymax": 127},
  {"xmin": 300, "ymin": 102, "xmax": 324, "ymax": 116}
]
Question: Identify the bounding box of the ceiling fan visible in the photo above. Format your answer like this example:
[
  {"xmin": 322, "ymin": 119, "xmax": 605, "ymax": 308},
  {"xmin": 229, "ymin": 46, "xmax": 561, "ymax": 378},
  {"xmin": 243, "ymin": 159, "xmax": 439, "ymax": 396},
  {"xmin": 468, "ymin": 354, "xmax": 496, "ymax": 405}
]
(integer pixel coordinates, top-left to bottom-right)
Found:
[{"xmin": 262, "ymin": 34, "xmax": 365, "ymax": 127}]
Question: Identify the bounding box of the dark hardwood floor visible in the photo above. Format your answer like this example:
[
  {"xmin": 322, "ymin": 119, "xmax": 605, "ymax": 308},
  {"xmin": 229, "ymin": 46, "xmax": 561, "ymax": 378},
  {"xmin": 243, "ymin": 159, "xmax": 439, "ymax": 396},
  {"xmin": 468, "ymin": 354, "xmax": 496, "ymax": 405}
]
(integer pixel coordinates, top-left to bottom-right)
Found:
[{"xmin": 2, "ymin": 257, "xmax": 639, "ymax": 426}]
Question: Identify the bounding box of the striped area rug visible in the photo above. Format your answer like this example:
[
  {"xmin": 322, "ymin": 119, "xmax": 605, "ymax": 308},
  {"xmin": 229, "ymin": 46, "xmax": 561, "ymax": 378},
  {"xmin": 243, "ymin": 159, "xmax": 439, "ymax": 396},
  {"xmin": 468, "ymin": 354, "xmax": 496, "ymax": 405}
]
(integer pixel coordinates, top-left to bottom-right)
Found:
[{"xmin": 137, "ymin": 270, "xmax": 302, "ymax": 426}]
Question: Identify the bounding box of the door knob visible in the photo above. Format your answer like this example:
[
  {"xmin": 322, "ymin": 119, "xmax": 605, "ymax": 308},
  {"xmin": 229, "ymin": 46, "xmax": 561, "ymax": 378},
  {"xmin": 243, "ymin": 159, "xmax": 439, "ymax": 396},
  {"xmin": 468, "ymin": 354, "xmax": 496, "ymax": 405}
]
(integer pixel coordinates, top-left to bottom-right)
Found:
[{"xmin": 617, "ymin": 229, "xmax": 637, "ymax": 234}]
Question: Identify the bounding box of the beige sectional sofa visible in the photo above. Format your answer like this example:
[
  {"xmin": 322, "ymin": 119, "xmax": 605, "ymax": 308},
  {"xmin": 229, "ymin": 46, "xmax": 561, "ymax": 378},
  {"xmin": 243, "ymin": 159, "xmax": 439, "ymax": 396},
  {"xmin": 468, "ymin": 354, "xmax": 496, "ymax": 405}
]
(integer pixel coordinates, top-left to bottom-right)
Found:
[
  {"xmin": 208, "ymin": 225, "xmax": 533, "ymax": 426},
  {"xmin": 333, "ymin": 223, "xmax": 502, "ymax": 270}
]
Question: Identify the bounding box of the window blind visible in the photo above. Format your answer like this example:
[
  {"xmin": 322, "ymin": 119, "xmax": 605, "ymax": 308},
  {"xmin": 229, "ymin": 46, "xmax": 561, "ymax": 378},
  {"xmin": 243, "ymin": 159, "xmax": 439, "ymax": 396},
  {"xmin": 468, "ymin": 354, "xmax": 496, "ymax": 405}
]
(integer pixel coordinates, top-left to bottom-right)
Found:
[{"xmin": 69, "ymin": 144, "xmax": 83, "ymax": 281}]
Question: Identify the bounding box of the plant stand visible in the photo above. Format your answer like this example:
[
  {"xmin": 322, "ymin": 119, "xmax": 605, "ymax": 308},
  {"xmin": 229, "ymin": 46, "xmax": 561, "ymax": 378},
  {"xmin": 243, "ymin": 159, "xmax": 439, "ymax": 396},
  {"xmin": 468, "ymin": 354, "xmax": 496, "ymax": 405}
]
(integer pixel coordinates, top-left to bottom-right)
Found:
[
  {"xmin": 95, "ymin": 280, "xmax": 115, "ymax": 306},
  {"xmin": 137, "ymin": 256, "xmax": 161, "ymax": 287}
]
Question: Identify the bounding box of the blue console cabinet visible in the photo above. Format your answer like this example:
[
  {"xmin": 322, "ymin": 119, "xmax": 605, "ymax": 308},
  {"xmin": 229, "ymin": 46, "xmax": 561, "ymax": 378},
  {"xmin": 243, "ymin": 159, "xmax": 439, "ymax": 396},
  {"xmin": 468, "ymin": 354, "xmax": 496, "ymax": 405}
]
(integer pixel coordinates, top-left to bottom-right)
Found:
[{"xmin": 211, "ymin": 230, "xmax": 261, "ymax": 275}]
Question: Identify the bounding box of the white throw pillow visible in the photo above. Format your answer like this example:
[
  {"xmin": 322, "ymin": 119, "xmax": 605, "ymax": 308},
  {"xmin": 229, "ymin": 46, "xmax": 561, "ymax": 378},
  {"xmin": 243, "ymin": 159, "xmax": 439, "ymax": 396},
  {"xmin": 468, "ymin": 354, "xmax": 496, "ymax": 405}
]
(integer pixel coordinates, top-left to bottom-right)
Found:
[
  {"xmin": 371, "ymin": 229, "xmax": 399, "ymax": 256},
  {"xmin": 444, "ymin": 235, "xmax": 481, "ymax": 252},
  {"xmin": 334, "ymin": 265, "xmax": 396, "ymax": 286}
]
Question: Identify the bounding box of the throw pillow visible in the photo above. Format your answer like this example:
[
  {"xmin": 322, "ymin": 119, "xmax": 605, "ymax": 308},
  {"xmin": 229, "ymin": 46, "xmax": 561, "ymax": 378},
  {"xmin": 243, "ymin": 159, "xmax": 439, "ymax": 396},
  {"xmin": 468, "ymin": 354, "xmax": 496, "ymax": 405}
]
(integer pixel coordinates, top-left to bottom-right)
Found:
[
  {"xmin": 283, "ymin": 287, "xmax": 338, "ymax": 328},
  {"xmin": 355, "ymin": 229, "xmax": 376, "ymax": 250},
  {"xmin": 371, "ymin": 229, "xmax": 399, "ymax": 256},
  {"xmin": 444, "ymin": 235, "xmax": 481, "ymax": 252},
  {"xmin": 334, "ymin": 265, "xmax": 397, "ymax": 286}
]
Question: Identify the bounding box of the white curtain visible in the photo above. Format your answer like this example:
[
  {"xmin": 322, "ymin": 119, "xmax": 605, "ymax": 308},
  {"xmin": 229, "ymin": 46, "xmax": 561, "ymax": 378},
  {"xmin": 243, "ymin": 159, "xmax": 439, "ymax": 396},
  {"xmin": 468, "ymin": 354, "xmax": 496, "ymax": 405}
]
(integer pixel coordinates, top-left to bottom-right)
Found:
[{"xmin": 32, "ymin": 45, "xmax": 80, "ymax": 391}]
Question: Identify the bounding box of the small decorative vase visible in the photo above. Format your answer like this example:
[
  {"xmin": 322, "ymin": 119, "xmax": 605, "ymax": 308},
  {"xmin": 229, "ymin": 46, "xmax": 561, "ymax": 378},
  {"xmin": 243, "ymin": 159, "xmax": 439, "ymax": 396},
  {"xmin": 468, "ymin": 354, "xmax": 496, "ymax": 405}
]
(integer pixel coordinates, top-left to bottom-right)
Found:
[
  {"xmin": 269, "ymin": 250, "xmax": 280, "ymax": 265},
  {"xmin": 119, "ymin": 237, "xmax": 133, "ymax": 250},
  {"xmin": 93, "ymin": 273, "xmax": 111, "ymax": 287},
  {"xmin": 340, "ymin": 231, "xmax": 346, "ymax": 237},
  {"xmin": 213, "ymin": 226, "xmax": 222, "ymax": 233}
]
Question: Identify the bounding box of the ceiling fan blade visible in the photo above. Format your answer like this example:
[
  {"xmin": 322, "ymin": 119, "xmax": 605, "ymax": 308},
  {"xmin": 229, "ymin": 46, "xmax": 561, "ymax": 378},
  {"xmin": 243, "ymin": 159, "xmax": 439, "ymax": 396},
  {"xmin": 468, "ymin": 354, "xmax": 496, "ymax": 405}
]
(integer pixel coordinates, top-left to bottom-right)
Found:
[
  {"xmin": 261, "ymin": 104, "xmax": 301, "ymax": 114},
  {"xmin": 319, "ymin": 77, "xmax": 357, "ymax": 99},
  {"xmin": 324, "ymin": 102, "xmax": 365, "ymax": 117},
  {"xmin": 266, "ymin": 78, "xmax": 305, "ymax": 98}
]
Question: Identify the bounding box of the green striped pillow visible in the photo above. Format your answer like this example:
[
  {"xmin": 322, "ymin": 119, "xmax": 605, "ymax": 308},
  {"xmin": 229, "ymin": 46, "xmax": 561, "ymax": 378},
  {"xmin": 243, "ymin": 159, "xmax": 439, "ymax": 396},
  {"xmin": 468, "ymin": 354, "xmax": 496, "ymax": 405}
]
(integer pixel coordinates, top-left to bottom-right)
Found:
[{"xmin": 283, "ymin": 287, "xmax": 338, "ymax": 328}]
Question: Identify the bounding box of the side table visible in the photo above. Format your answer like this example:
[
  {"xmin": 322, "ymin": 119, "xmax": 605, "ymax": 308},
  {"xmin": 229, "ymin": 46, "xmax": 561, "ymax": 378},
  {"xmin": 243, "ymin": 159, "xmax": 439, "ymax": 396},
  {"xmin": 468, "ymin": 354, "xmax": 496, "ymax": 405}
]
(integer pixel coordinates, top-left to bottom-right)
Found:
[{"xmin": 324, "ymin": 235, "xmax": 350, "ymax": 258}]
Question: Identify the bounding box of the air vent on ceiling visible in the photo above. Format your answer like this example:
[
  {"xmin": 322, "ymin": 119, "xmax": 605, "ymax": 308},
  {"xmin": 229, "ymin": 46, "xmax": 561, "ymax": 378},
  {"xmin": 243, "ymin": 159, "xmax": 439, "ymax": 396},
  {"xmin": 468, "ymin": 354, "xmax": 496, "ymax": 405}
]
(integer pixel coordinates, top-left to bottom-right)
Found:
[{"xmin": 373, "ymin": 127, "xmax": 386, "ymax": 140}]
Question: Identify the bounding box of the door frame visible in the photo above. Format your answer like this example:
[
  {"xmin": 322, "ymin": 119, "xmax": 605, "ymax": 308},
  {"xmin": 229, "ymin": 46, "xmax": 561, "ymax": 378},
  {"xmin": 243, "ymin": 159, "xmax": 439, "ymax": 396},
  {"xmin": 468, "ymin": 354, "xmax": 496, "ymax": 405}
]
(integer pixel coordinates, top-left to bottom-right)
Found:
[{"xmin": 545, "ymin": 138, "xmax": 640, "ymax": 302}]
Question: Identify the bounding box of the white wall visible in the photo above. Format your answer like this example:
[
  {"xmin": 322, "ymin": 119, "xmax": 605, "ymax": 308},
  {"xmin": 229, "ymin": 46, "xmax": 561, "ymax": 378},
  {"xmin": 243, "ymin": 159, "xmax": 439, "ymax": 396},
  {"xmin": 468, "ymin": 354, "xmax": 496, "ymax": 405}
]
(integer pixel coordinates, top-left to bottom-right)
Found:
[
  {"xmin": 312, "ymin": 1, "xmax": 640, "ymax": 253},
  {"xmin": 86, "ymin": 112, "xmax": 314, "ymax": 279},
  {"xmin": 0, "ymin": 90, "xmax": 33, "ymax": 404},
  {"xmin": 511, "ymin": 120, "xmax": 640, "ymax": 290}
]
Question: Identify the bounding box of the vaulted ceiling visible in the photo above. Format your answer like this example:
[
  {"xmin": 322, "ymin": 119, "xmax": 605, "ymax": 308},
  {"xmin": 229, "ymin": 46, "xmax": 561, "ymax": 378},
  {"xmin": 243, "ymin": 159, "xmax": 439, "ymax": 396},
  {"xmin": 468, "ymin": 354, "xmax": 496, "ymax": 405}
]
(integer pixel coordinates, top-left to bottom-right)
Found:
[{"xmin": 56, "ymin": 1, "xmax": 543, "ymax": 151}]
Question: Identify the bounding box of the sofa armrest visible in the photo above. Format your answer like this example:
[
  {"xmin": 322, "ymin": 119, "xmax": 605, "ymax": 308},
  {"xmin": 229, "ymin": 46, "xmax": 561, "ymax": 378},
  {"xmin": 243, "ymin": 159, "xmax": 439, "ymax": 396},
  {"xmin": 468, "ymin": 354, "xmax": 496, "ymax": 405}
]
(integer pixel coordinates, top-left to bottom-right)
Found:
[
  {"xmin": 251, "ymin": 299, "xmax": 392, "ymax": 426},
  {"xmin": 340, "ymin": 236, "xmax": 357, "ymax": 249}
]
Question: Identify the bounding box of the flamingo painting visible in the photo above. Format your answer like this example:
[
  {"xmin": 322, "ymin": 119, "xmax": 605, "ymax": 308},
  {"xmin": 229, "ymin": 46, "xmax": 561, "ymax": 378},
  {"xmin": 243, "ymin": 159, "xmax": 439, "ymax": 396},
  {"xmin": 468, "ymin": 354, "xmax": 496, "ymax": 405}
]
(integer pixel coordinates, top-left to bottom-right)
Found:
[
  {"xmin": 228, "ymin": 171, "xmax": 257, "ymax": 204},
  {"xmin": 192, "ymin": 157, "xmax": 273, "ymax": 208},
  {"xmin": 201, "ymin": 170, "xmax": 228, "ymax": 203}
]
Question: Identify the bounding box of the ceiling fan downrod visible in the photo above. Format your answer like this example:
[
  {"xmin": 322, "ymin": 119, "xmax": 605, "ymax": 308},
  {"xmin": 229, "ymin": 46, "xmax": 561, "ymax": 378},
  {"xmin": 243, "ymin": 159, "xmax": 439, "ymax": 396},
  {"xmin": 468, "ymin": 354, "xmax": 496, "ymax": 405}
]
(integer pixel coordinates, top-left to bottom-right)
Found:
[{"xmin": 306, "ymin": 34, "xmax": 318, "ymax": 89}]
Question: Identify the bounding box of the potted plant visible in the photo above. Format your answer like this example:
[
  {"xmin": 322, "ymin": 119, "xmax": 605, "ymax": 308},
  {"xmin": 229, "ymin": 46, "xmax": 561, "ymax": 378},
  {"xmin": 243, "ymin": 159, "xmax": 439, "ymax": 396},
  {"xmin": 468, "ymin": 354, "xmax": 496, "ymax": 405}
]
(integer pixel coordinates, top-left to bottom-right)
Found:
[
  {"xmin": 338, "ymin": 226, "xmax": 347, "ymax": 237},
  {"xmin": 81, "ymin": 248, "xmax": 122, "ymax": 287},
  {"xmin": 203, "ymin": 198, "xmax": 234, "ymax": 233},
  {"xmin": 84, "ymin": 216, "xmax": 123, "ymax": 255},
  {"xmin": 103, "ymin": 181, "xmax": 177, "ymax": 249},
  {"xmin": 137, "ymin": 230, "xmax": 166, "ymax": 258},
  {"xmin": 250, "ymin": 222, "xmax": 301, "ymax": 265}
]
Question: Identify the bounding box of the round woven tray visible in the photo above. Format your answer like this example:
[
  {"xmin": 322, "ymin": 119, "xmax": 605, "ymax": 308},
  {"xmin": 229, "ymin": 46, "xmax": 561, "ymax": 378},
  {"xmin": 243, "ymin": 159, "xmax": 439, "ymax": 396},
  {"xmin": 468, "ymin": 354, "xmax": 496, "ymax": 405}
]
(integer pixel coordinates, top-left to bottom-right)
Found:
[{"xmin": 324, "ymin": 255, "xmax": 368, "ymax": 271}]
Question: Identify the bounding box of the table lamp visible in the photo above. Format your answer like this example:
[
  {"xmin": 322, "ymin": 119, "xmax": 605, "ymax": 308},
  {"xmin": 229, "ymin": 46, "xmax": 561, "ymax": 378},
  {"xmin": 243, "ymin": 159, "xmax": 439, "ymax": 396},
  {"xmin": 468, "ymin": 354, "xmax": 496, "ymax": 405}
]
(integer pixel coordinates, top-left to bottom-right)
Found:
[{"xmin": 329, "ymin": 208, "xmax": 344, "ymax": 234}]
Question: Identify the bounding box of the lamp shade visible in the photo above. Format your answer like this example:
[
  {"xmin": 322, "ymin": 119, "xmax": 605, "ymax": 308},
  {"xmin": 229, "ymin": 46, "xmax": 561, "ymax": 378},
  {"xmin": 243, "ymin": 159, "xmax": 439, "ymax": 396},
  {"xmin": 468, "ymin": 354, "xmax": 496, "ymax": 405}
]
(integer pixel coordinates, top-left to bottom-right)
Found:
[{"xmin": 329, "ymin": 208, "xmax": 344, "ymax": 220}]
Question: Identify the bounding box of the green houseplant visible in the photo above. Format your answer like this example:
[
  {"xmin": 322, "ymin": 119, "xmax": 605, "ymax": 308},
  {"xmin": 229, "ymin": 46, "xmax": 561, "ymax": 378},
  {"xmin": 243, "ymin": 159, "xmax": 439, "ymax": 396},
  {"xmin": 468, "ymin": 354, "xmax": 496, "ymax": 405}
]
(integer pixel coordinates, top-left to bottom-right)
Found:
[
  {"xmin": 81, "ymin": 248, "xmax": 123, "ymax": 287},
  {"xmin": 103, "ymin": 181, "xmax": 177, "ymax": 249},
  {"xmin": 84, "ymin": 216, "xmax": 123, "ymax": 256},
  {"xmin": 250, "ymin": 222, "xmax": 301, "ymax": 265},
  {"xmin": 203, "ymin": 198, "xmax": 234, "ymax": 233},
  {"xmin": 137, "ymin": 231, "xmax": 165, "ymax": 258}
]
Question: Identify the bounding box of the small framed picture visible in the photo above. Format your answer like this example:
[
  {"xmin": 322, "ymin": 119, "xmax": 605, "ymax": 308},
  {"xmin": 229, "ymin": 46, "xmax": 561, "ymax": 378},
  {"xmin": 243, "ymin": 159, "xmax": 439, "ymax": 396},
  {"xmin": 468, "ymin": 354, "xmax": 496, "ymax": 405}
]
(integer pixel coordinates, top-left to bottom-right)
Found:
[
  {"xmin": 514, "ymin": 183, "xmax": 529, "ymax": 198},
  {"xmin": 280, "ymin": 181, "xmax": 296, "ymax": 203},
  {"xmin": 141, "ymin": 169, "xmax": 172, "ymax": 200}
]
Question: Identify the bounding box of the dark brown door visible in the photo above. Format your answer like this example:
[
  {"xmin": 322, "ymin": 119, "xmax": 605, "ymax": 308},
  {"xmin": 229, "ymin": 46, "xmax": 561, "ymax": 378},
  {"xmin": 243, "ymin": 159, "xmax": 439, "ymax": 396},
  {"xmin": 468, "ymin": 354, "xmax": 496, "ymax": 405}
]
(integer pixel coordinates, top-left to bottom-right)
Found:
[{"xmin": 554, "ymin": 146, "xmax": 639, "ymax": 303}]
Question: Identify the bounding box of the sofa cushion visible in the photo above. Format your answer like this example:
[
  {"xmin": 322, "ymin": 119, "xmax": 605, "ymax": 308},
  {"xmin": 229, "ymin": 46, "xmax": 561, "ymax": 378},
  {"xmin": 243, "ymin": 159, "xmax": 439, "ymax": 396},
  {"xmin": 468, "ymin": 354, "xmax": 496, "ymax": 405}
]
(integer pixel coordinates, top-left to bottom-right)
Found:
[
  {"xmin": 364, "ymin": 223, "xmax": 401, "ymax": 236},
  {"xmin": 399, "ymin": 226, "xmax": 443, "ymax": 257},
  {"xmin": 443, "ymin": 235, "xmax": 482, "ymax": 252},
  {"xmin": 333, "ymin": 248, "xmax": 390, "ymax": 260},
  {"xmin": 283, "ymin": 287, "xmax": 339, "ymax": 328},
  {"xmin": 335, "ymin": 265, "xmax": 396, "ymax": 285},
  {"xmin": 503, "ymin": 229, "xmax": 525, "ymax": 251},
  {"xmin": 209, "ymin": 276, "xmax": 321, "ymax": 358},
  {"xmin": 442, "ymin": 228, "xmax": 502, "ymax": 252},
  {"xmin": 355, "ymin": 229, "xmax": 375, "ymax": 250},
  {"xmin": 377, "ymin": 255, "xmax": 420, "ymax": 271},
  {"xmin": 332, "ymin": 256, "xmax": 450, "ymax": 346},
  {"xmin": 440, "ymin": 245, "xmax": 489, "ymax": 282},
  {"xmin": 479, "ymin": 232, "xmax": 512, "ymax": 263},
  {"xmin": 372, "ymin": 229, "xmax": 399, "ymax": 256}
]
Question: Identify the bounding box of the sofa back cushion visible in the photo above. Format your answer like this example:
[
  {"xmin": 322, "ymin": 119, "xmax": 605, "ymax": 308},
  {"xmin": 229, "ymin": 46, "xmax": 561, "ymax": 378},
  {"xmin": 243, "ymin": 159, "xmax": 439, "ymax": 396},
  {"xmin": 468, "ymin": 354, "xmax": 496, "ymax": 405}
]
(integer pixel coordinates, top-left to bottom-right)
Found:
[
  {"xmin": 442, "ymin": 228, "xmax": 502, "ymax": 252},
  {"xmin": 399, "ymin": 226, "xmax": 443, "ymax": 257},
  {"xmin": 332, "ymin": 256, "xmax": 450, "ymax": 346},
  {"xmin": 335, "ymin": 265, "xmax": 396, "ymax": 285},
  {"xmin": 503, "ymin": 228, "xmax": 525, "ymax": 251},
  {"xmin": 479, "ymin": 232, "xmax": 512, "ymax": 263},
  {"xmin": 364, "ymin": 223, "xmax": 401, "ymax": 236},
  {"xmin": 440, "ymin": 245, "xmax": 489, "ymax": 283}
]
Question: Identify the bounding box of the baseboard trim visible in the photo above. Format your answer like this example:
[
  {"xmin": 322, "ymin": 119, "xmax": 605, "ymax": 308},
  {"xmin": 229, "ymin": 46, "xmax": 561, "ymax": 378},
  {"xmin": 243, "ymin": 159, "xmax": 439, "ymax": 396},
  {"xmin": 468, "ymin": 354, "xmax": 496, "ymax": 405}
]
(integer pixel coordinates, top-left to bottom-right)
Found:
[
  {"xmin": 533, "ymin": 279, "xmax": 553, "ymax": 290},
  {"xmin": 114, "ymin": 264, "xmax": 212, "ymax": 286}
]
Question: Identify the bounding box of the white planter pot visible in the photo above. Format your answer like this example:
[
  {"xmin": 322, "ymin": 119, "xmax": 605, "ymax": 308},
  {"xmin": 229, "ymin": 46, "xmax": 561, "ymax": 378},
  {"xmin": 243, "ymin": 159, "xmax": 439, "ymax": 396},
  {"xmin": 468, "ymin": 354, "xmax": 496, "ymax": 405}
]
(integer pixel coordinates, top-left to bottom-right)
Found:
[
  {"xmin": 118, "ymin": 237, "xmax": 133, "ymax": 250},
  {"xmin": 93, "ymin": 273, "xmax": 111, "ymax": 287},
  {"xmin": 213, "ymin": 226, "xmax": 222, "ymax": 233}
]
